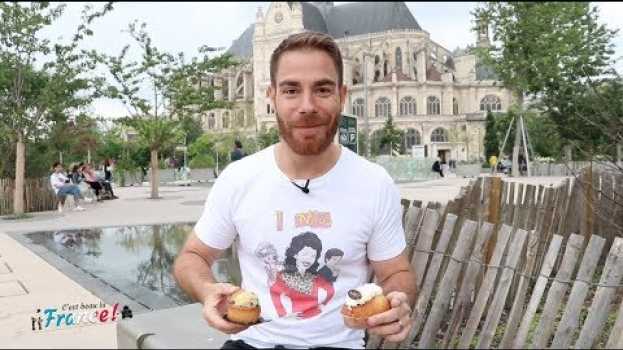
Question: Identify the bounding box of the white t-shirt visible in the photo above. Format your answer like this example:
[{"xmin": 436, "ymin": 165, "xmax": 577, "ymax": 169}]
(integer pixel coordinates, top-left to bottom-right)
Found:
[
  {"xmin": 50, "ymin": 172, "xmax": 68, "ymax": 195},
  {"xmin": 194, "ymin": 144, "xmax": 406, "ymax": 349}
]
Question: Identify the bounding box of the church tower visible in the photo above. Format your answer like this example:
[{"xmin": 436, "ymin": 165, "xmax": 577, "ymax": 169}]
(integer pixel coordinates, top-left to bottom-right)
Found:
[{"xmin": 476, "ymin": 16, "xmax": 490, "ymax": 48}]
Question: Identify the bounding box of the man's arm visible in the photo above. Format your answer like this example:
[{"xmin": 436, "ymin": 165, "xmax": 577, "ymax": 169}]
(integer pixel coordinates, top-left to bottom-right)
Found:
[
  {"xmin": 371, "ymin": 251, "xmax": 417, "ymax": 306},
  {"xmin": 173, "ymin": 230, "xmax": 224, "ymax": 302},
  {"xmin": 173, "ymin": 231, "xmax": 248, "ymax": 334}
]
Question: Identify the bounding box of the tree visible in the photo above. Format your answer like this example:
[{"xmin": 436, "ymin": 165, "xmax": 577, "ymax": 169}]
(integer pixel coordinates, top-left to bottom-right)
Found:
[
  {"xmin": 120, "ymin": 117, "xmax": 182, "ymax": 198},
  {"xmin": 473, "ymin": 2, "xmax": 618, "ymax": 175},
  {"xmin": 483, "ymin": 111, "xmax": 499, "ymax": 159},
  {"xmin": 93, "ymin": 21, "xmax": 236, "ymax": 199},
  {"xmin": 257, "ymin": 125, "xmax": 280, "ymax": 150},
  {"xmin": 379, "ymin": 116, "xmax": 403, "ymax": 155},
  {"xmin": 0, "ymin": 2, "xmax": 113, "ymax": 214}
]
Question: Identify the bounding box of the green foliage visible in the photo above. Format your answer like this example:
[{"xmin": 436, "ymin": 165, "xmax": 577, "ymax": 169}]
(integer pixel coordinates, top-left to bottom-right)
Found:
[
  {"xmin": 484, "ymin": 111, "xmax": 499, "ymax": 158},
  {"xmin": 189, "ymin": 154, "xmax": 215, "ymax": 169},
  {"xmin": 257, "ymin": 125, "xmax": 280, "ymax": 149},
  {"xmin": 177, "ymin": 115, "xmax": 204, "ymax": 145},
  {"xmin": 473, "ymin": 2, "xmax": 618, "ymax": 99},
  {"xmin": 473, "ymin": 2, "xmax": 620, "ymax": 160},
  {"xmin": 120, "ymin": 117, "xmax": 183, "ymax": 152},
  {"xmin": 379, "ymin": 116, "xmax": 403, "ymax": 154}
]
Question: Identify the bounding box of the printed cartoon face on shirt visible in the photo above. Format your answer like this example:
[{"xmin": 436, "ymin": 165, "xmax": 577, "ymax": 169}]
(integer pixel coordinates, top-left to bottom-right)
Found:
[{"xmin": 257, "ymin": 213, "xmax": 345, "ymax": 321}]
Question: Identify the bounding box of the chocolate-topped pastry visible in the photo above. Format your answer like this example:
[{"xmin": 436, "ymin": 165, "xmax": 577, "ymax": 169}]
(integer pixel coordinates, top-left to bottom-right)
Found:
[{"xmin": 341, "ymin": 283, "xmax": 390, "ymax": 321}]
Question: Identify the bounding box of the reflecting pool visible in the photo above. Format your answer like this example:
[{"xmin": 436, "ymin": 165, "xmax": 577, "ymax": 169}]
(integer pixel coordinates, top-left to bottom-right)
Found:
[{"xmin": 25, "ymin": 223, "xmax": 241, "ymax": 308}]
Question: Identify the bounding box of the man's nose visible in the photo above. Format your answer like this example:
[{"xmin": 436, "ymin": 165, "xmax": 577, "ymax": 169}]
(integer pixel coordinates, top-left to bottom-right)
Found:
[{"xmin": 298, "ymin": 90, "xmax": 317, "ymax": 114}]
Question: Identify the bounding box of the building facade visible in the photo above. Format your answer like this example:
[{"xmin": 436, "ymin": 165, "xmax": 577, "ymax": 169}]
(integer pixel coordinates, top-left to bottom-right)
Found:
[{"xmin": 203, "ymin": 2, "xmax": 514, "ymax": 162}]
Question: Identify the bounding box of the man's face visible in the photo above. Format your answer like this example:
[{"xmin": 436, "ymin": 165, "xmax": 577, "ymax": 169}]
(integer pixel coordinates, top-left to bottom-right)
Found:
[
  {"xmin": 326, "ymin": 255, "xmax": 342, "ymax": 268},
  {"xmin": 269, "ymin": 49, "xmax": 347, "ymax": 156},
  {"xmin": 55, "ymin": 165, "xmax": 63, "ymax": 173}
]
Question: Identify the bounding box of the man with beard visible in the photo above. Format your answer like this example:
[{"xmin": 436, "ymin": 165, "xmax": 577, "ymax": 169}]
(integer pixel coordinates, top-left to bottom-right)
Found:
[{"xmin": 173, "ymin": 32, "xmax": 417, "ymax": 349}]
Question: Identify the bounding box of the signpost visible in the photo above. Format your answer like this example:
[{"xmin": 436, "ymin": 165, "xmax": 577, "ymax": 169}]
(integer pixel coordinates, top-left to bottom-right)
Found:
[{"xmin": 339, "ymin": 114, "xmax": 358, "ymax": 154}]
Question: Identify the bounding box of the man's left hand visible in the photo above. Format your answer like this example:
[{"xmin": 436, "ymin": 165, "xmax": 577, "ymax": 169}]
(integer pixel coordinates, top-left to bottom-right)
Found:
[{"xmin": 366, "ymin": 291, "xmax": 412, "ymax": 342}]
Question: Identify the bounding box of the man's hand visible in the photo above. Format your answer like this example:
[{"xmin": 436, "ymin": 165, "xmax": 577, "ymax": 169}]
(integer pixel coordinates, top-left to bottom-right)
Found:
[
  {"xmin": 202, "ymin": 282, "xmax": 249, "ymax": 334},
  {"xmin": 366, "ymin": 291, "xmax": 412, "ymax": 342}
]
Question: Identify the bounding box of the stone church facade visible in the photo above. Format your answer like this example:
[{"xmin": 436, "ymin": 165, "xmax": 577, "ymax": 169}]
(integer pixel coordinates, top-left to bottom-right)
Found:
[{"xmin": 200, "ymin": 2, "xmax": 514, "ymax": 162}]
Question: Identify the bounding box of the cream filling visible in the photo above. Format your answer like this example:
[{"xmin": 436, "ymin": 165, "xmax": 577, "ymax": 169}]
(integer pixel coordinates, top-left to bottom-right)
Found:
[
  {"xmin": 231, "ymin": 290, "xmax": 259, "ymax": 308},
  {"xmin": 345, "ymin": 283, "xmax": 383, "ymax": 308}
]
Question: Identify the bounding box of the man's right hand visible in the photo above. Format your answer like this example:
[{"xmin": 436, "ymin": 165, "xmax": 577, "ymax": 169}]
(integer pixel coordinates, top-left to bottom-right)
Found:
[{"xmin": 202, "ymin": 282, "xmax": 250, "ymax": 334}]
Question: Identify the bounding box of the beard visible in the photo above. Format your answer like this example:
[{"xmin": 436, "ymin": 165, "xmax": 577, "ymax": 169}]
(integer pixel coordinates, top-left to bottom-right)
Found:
[{"xmin": 276, "ymin": 109, "xmax": 341, "ymax": 156}]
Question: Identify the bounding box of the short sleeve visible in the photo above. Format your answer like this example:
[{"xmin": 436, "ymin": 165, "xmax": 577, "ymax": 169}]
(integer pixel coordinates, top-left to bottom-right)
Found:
[
  {"xmin": 367, "ymin": 174, "xmax": 407, "ymax": 261},
  {"xmin": 194, "ymin": 172, "xmax": 238, "ymax": 250}
]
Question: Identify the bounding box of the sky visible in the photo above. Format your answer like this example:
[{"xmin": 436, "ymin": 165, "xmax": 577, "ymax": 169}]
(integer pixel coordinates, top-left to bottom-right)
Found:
[{"xmin": 39, "ymin": 2, "xmax": 623, "ymax": 120}]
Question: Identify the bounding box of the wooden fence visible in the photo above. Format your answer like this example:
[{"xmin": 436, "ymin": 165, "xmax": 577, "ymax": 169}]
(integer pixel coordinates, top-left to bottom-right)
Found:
[
  {"xmin": 369, "ymin": 173, "xmax": 623, "ymax": 348},
  {"xmin": 0, "ymin": 178, "xmax": 57, "ymax": 216}
]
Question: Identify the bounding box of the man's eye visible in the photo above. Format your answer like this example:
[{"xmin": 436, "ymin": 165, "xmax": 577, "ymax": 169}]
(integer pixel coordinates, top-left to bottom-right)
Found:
[
  {"xmin": 317, "ymin": 88, "xmax": 332, "ymax": 95},
  {"xmin": 282, "ymin": 89, "xmax": 298, "ymax": 95}
]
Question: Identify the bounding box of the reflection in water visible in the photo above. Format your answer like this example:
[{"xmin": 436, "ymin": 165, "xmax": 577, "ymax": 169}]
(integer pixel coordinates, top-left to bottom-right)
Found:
[{"xmin": 27, "ymin": 223, "xmax": 241, "ymax": 307}]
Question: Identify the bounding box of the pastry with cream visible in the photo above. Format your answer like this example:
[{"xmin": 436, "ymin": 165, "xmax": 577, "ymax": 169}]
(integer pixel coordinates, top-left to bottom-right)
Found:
[
  {"xmin": 226, "ymin": 289, "xmax": 261, "ymax": 325},
  {"xmin": 341, "ymin": 283, "xmax": 390, "ymax": 320}
]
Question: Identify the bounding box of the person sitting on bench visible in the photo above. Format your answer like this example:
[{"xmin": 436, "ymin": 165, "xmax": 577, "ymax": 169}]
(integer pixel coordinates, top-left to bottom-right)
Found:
[
  {"xmin": 50, "ymin": 162, "xmax": 91, "ymax": 212},
  {"xmin": 83, "ymin": 163, "xmax": 118, "ymax": 200}
]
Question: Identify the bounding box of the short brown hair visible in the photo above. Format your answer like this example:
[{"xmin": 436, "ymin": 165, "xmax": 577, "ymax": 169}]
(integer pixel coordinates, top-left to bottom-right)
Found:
[{"xmin": 270, "ymin": 31, "xmax": 343, "ymax": 87}]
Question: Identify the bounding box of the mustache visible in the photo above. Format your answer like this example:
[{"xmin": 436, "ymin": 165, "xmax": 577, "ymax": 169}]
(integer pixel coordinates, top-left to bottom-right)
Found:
[{"xmin": 286, "ymin": 114, "xmax": 329, "ymax": 128}]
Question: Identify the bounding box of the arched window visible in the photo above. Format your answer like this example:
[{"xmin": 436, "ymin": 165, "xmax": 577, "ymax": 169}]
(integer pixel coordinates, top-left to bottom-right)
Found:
[
  {"xmin": 222, "ymin": 112, "xmax": 230, "ymax": 129},
  {"xmin": 431, "ymin": 128, "xmax": 448, "ymax": 142},
  {"xmin": 395, "ymin": 47, "xmax": 402, "ymax": 72},
  {"xmin": 480, "ymin": 95, "xmax": 502, "ymax": 112},
  {"xmin": 208, "ymin": 114, "xmax": 215, "ymax": 130},
  {"xmin": 399, "ymin": 96, "xmax": 416, "ymax": 116},
  {"xmin": 453, "ymin": 98, "xmax": 459, "ymax": 115},
  {"xmin": 352, "ymin": 98, "xmax": 365, "ymax": 117},
  {"xmin": 266, "ymin": 104, "xmax": 271, "ymax": 114},
  {"xmin": 375, "ymin": 97, "xmax": 391, "ymax": 118},
  {"xmin": 427, "ymin": 96, "xmax": 440, "ymax": 115},
  {"xmin": 405, "ymin": 128, "xmax": 421, "ymax": 149},
  {"xmin": 235, "ymin": 110, "xmax": 245, "ymax": 127}
]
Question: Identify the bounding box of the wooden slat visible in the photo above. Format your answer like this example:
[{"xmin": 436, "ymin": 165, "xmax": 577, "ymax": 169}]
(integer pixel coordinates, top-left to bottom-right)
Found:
[
  {"xmin": 417, "ymin": 220, "xmax": 479, "ymax": 349},
  {"xmin": 457, "ymin": 224, "xmax": 513, "ymax": 349},
  {"xmin": 476, "ymin": 228, "xmax": 529, "ymax": 349},
  {"xmin": 530, "ymin": 233, "xmax": 587, "ymax": 348},
  {"xmin": 512, "ymin": 234, "xmax": 564, "ymax": 348},
  {"xmin": 499, "ymin": 227, "xmax": 541, "ymax": 348},
  {"xmin": 441, "ymin": 222, "xmax": 495, "ymax": 348},
  {"xmin": 575, "ymin": 237, "xmax": 623, "ymax": 348},
  {"xmin": 410, "ymin": 209, "xmax": 441, "ymax": 289},
  {"xmin": 398, "ymin": 214, "xmax": 458, "ymax": 349},
  {"xmin": 605, "ymin": 296, "xmax": 623, "ymax": 349},
  {"xmin": 404, "ymin": 206, "xmax": 424, "ymax": 258}
]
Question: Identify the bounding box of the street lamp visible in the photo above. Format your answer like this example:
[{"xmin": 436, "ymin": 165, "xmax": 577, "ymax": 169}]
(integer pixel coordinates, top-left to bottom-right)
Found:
[{"xmin": 362, "ymin": 51, "xmax": 374, "ymax": 158}]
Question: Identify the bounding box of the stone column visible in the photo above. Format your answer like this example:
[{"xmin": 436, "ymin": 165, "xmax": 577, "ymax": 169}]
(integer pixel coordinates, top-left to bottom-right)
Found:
[
  {"xmin": 228, "ymin": 74, "xmax": 235, "ymax": 102},
  {"xmin": 417, "ymin": 50, "xmax": 426, "ymax": 82},
  {"xmin": 214, "ymin": 77, "xmax": 223, "ymax": 101}
]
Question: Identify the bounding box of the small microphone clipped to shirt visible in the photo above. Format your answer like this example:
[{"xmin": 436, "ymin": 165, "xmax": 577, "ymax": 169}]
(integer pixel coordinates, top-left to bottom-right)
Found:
[{"xmin": 291, "ymin": 179, "xmax": 310, "ymax": 194}]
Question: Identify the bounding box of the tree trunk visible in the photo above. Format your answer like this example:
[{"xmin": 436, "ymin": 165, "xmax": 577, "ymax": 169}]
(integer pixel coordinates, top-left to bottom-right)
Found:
[
  {"xmin": 13, "ymin": 133, "xmax": 26, "ymax": 215},
  {"xmin": 150, "ymin": 149, "xmax": 159, "ymax": 199}
]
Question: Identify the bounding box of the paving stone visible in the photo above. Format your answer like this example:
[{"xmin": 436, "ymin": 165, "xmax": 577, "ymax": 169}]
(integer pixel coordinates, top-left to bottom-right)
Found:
[{"xmin": 0, "ymin": 280, "xmax": 27, "ymax": 297}]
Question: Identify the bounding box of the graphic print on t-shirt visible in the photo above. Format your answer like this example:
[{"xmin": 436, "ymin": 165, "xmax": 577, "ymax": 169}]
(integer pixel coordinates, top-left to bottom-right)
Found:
[{"xmin": 255, "ymin": 210, "xmax": 344, "ymax": 320}]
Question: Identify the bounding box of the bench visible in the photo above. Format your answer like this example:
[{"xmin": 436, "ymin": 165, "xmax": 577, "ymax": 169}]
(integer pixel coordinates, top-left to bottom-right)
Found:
[{"xmin": 116, "ymin": 303, "xmax": 229, "ymax": 349}]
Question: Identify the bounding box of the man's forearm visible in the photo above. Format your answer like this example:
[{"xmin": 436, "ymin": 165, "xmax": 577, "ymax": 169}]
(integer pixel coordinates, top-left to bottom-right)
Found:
[
  {"xmin": 380, "ymin": 270, "xmax": 418, "ymax": 306},
  {"xmin": 173, "ymin": 252, "xmax": 218, "ymax": 303}
]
